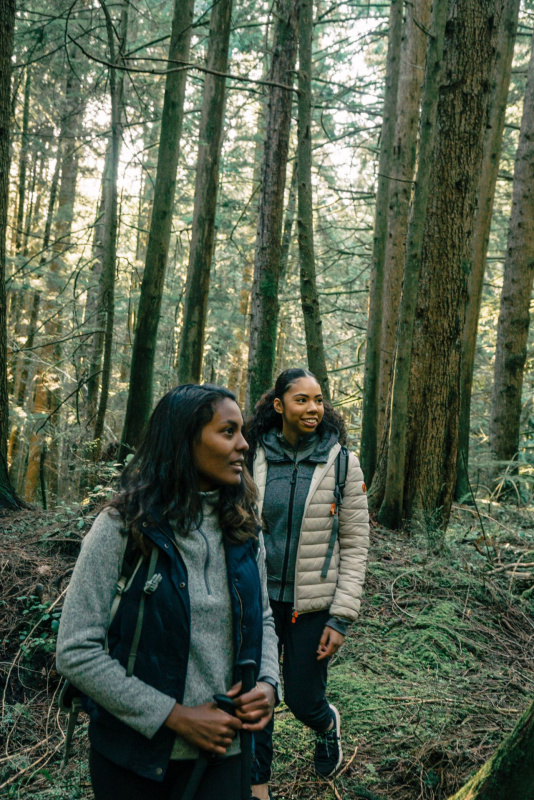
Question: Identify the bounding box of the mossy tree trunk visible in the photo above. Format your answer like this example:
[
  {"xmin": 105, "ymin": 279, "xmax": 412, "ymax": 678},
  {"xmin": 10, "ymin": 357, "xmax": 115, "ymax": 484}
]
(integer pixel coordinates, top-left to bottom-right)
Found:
[
  {"xmin": 244, "ymin": 0, "xmax": 298, "ymax": 414},
  {"xmin": 119, "ymin": 0, "xmax": 194, "ymax": 458},
  {"xmin": 0, "ymin": 0, "xmax": 22, "ymax": 511},
  {"xmin": 455, "ymin": 0, "xmax": 520, "ymax": 501},
  {"xmin": 447, "ymin": 698, "xmax": 534, "ymax": 800},
  {"xmin": 297, "ymin": 0, "xmax": 330, "ymax": 402},
  {"xmin": 370, "ymin": 0, "xmax": 449, "ymax": 516},
  {"xmin": 360, "ymin": 0, "xmax": 403, "ymax": 483},
  {"xmin": 381, "ymin": 0, "xmax": 503, "ymax": 529},
  {"xmin": 489, "ymin": 36, "xmax": 534, "ymax": 473},
  {"xmin": 376, "ymin": 0, "xmax": 430, "ymax": 446},
  {"xmin": 92, "ymin": 0, "xmax": 128, "ymax": 456},
  {"xmin": 177, "ymin": 0, "xmax": 234, "ymax": 385}
]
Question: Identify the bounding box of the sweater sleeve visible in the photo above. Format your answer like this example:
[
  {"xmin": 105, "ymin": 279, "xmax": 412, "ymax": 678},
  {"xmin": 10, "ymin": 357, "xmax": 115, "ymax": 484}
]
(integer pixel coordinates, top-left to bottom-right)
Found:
[
  {"xmin": 56, "ymin": 510, "xmax": 176, "ymax": 739},
  {"xmin": 256, "ymin": 531, "xmax": 280, "ymax": 691},
  {"xmin": 330, "ymin": 452, "xmax": 370, "ymax": 621}
]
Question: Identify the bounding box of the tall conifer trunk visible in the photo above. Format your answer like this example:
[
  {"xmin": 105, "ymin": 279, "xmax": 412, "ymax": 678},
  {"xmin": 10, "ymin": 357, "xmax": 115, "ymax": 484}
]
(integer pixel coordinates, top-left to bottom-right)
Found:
[
  {"xmin": 377, "ymin": 0, "xmax": 430, "ymax": 444},
  {"xmin": 380, "ymin": 0, "xmax": 503, "ymax": 528},
  {"xmin": 455, "ymin": 0, "xmax": 520, "ymax": 500},
  {"xmin": 360, "ymin": 0, "xmax": 403, "ymax": 482},
  {"xmin": 119, "ymin": 0, "xmax": 195, "ymax": 458},
  {"xmin": 92, "ymin": 0, "xmax": 128, "ymax": 455},
  {"xmin": 297, "ymin": 0, "xmax": 330, "ymax": 401},
  {"xmin": 244, "ymin": 0, "xmax": 298, "ymax": 413},
  {"xmin": 489, "ymin": 37, "xmax": 534, "ymax": 470},
  {"xmin": 177, "ymin": 0, "xmax": 234, "ymax": 385},
  {"xmin": 0, "ymin": 0, "xmax": 21, "ymax": 510},
  {"xmin": 370, "ymin": 0, "xmax": 448, "ymax": 518}
]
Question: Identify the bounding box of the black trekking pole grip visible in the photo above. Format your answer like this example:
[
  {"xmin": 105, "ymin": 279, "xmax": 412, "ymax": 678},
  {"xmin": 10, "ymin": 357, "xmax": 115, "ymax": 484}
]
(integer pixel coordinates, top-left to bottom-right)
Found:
[
  {"xmin": 180, "ymin": 695, "xmax": 237, "ymax": 800},
  {"xmin": 236, "ymin": 659, "xmax": 257, "ymax": 800}
]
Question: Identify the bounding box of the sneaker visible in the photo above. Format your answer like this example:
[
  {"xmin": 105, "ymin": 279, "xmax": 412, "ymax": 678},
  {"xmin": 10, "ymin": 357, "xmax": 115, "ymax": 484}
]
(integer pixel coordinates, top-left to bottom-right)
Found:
[{"xmin": 314, "ymin": 704, "xmax": 343, "ymax": 777}]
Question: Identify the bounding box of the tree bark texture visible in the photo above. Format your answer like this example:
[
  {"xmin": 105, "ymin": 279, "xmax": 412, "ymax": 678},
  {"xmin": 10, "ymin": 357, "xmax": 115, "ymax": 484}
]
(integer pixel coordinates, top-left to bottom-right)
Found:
[
  {"xmin": 93, "ymin": 0, "xmax": 128, "ymax": 452},
  {"xmin": 360, "ymin": 0, "xmax": 403, "ymax": 483},
  {"xmin": 377, "ymin": 0, "xmax": 430, "ymax": 444},
  {"xmin": 119, "ymin": 0, "xmax": 194, "ymax": 458},
  {"xmin": 369, "ymin": 0, "xmax": 449, "ymax": 518},
  {"xmin": 489, "ymin": 37, "xmax": 534, "ymax": 465},
  {"xmin": 455, "ymin": 0, "xmax": 520, "ymax": 499},
  {"xmin": 244, "ymin": 0, "xmax": 299, "ymax": 413},
  {"xmin": 297, "ymin": 0, "xmax": 330, "ymax": 402},
  {"xmin": 0, "ymin": 0, "xmax": 16, "ymax": 508},
  {"xmin": 15, "ymin": 67, "xmax": 31, "ymax": 254},
  {"xmin": 385, "ymin": 0, "xmax": 503, "ymax": 528},
  {"xmin": 177, "ymin": 0, "xmax": 234, "ymax": 385},
  {"xmin": 447, "ymin": 698, "xmax": 534, "ymax": 800}
]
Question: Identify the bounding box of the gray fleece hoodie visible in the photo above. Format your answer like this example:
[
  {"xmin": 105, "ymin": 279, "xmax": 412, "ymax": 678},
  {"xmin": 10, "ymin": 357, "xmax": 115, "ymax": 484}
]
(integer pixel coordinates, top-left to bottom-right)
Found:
[{"xmin": 56, "ymin": 492, "xmax": 279, "ymax": 759}]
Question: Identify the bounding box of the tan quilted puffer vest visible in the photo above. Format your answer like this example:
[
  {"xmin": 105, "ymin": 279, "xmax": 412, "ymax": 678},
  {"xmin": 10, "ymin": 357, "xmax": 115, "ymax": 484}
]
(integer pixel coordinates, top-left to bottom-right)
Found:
[{"xmin": 254, "ymin": 443, "xmax": 369, "ymax": 620}]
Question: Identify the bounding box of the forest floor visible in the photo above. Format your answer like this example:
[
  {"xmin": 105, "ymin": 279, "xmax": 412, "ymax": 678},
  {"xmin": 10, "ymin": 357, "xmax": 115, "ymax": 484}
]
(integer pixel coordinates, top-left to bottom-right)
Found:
[{"xmin": 1, "ymin": 498, "xmax": 534, "ymax": 800}]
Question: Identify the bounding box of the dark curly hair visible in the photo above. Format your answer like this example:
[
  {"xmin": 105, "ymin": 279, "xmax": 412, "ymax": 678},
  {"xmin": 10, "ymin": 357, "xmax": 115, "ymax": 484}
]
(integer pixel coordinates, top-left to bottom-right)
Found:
[
  {"xmin": 245, "ymin": 368, "xmax": 347, "ymax": 463},
  {"xmin": 107, "ymin": 384, "xmax": 258, "ymax": 552}
]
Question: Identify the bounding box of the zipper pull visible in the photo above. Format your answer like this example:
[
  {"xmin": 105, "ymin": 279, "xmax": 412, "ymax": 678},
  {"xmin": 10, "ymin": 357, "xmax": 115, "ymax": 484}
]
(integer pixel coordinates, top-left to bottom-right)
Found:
[
  {"xmin": 291, "ymin": 463, "xmax": 299, "ymax": 485},
  {"xmin": 291, "ymin": 609, "xmax": 298, "ymax": 624},
  {"xmin": 330, "ymin": 501, "xmax": 336, "ymax": 516}
]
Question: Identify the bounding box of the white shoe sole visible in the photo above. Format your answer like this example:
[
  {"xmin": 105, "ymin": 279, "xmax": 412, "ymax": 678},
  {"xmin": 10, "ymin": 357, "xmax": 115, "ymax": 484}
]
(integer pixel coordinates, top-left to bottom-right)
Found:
[{"xmin": 317, "ymin": 703, "xmax": 343, "ymax": 778}]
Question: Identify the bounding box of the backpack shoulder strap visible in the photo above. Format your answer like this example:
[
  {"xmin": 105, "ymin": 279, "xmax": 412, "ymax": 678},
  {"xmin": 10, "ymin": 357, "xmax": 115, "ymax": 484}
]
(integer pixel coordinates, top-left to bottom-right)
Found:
[{"xmin": 321, "ymin": 446, "xmax": 350, "ymax": 580}]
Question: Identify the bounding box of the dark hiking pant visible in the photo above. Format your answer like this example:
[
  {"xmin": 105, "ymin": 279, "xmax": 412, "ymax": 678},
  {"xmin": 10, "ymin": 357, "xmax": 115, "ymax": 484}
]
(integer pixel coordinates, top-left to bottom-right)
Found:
[
  {"xmin": 90, "ymin": 747, "xmax": 241, "ymax": 800},
  {"xmin": 252, "ymin": 600, "xmax": 332, "ymax": 785}
]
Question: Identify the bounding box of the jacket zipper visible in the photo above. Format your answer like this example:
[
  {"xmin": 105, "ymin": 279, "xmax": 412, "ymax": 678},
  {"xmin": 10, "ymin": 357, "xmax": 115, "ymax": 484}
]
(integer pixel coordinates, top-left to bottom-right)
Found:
[
  {"xmin": 197, "ymin": 527, "xmax": 212, "ymax": 595},
  {"xmin": 234, "ymin": 582, "xmax": 244, "ymax": 662},
  {"xmin": 291, "ymin": 443, "xmax": 342, "ymax": 618},
  {"xmin": 279, "ymin": 461, "xmax": 299, "ymax": 599}
]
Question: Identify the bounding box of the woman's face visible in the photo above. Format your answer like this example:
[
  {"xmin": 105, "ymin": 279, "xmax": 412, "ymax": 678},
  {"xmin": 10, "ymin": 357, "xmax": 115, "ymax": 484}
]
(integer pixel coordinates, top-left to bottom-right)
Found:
[
  {"xmin": 193, "ymin": 398, "xmax": 249, "ymax": 492},
  {"xmin": 274, "ymin": 376, "xmax": 324, "ymax": 444}
]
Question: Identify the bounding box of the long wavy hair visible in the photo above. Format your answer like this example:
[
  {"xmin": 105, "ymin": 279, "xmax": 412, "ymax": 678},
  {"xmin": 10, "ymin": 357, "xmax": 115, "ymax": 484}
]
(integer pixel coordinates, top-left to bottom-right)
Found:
[
  {"xmin": 107, "ymin": 384, "xmax": 258, "ymax": 551},
  {"xmin": 245, "ymin": 368, "xmax": 347, "ymax": 463}
]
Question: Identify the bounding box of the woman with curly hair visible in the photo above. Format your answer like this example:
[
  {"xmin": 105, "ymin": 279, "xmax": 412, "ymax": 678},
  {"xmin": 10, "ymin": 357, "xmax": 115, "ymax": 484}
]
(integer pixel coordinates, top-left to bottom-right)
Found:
[
  {"xmin": 57, "ymin": 384, "xmax": 279, "ymax": 800},
  {"xmin": 246, "ymin": 368, "xmax": 369, "ymax": 800}
]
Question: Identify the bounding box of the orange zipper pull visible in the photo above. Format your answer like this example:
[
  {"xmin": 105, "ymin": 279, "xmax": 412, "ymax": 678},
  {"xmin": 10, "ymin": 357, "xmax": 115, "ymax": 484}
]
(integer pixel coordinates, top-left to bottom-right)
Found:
[
  {"xmin": 330, "ymin": 502, "xmax": 336, "ymax": 516},
  {"xmin": 291, "ymin": 609, "xmax": 298, "ymax": 624}
]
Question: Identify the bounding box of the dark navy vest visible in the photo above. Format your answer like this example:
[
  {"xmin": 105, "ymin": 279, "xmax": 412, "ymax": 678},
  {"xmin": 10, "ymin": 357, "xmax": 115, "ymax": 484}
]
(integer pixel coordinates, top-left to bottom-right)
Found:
[{"xmin": 87, "ymin": 512, "xmax": 263, "ymax": 781}]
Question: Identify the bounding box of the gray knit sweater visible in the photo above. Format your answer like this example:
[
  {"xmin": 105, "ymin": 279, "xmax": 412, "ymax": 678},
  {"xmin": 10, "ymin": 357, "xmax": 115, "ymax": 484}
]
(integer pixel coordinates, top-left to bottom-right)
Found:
[{"xmin": 56, "ymin": 493, "xmax": 279, "ymax": 759}]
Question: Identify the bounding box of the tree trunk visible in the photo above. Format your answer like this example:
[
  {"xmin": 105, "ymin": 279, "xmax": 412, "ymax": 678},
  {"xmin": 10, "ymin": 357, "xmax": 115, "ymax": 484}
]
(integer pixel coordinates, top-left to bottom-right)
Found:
[
  {"xmin": 92, "ymin": 0, "xmax": 128, "ymax": 454},
  {"xmin": 447, "ymin": 698, "xmax": 534, "ymax": 799},
  {"xmin": 244, "ymin": 0, "xmax": 298, "ymax": 413},
  {"xmin": 0, "ymin": 0, "xmax": 17, "ymax": 510},
  {"xmin": 489, "ymin": 37, "xmax": 534, "ymax": 469},
  {"xmin": 297, "ymin": 0, "xmax": 330, "ymax": 401},
  {"xmin": 381, "ymin": 0, "xmax": 503, "ymax": 529},
  {"xmin": 455, "ymin": 0, "xmax": 520, "ymax": 500},
  {"xmin": 119, "ymin": 0, "xmax": 195, "ymax": 458},
  {"xmin": 14, "ymin": 67, "xmax": 31, "ymax": 254},
  {"xmin": 177, "ymin": 0, "xmax": 234, "ymax": 385},
  {"xmin": 369, "ymin": 0, "xmax": 449, "ymax": 517},
  {"xmin": 377, "ymin": 0, "xmax": 430, "ymax": 445},
  {"xmin": 360, "ymin": 0, "xmax": 403, "ymax": 483}
]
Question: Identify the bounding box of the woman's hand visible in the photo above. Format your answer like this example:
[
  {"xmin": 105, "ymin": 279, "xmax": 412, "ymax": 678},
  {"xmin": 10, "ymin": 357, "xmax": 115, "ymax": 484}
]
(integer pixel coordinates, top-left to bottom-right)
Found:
[
  {"xmin": 317, "ymin": 626, "xmax": 345, "ymax": 661},
  {"xmin": 227, "ymin": 681, "xmax": 275, "ymax": 731},
  {"xmin": 164, "ymin": 702, "xmax": 242, "ymax": 755}
]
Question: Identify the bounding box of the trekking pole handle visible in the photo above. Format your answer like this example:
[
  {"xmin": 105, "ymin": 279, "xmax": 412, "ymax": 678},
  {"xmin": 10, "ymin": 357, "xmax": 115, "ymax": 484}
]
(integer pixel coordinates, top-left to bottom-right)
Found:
[{"xmin": 237, "ymin": 659, "xmax": 256, "ymax": 694}]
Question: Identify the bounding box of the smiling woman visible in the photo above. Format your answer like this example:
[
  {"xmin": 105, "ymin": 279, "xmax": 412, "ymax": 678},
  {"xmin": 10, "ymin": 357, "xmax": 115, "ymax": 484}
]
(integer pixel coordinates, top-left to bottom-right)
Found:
[
  {"xmin": 245, "ymin": 368, "xmax": 369, "ymax": 800},
  {"xmin": 56, "ymin": 384, "xmax": 280, "ymax": 800}
]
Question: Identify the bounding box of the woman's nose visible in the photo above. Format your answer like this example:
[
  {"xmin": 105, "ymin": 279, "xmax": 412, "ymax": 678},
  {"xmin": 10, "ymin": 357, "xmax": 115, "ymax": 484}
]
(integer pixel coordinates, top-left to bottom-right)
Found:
[{"xmin": 237, "ymin": 433, "xmax": 249, "ymax": 451}]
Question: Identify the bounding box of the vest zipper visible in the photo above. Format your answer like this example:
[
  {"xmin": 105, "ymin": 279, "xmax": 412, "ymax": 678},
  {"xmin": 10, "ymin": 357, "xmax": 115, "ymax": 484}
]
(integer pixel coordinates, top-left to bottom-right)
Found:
[
  {"xmin": 197, "ymin": 527, "xmax": 212, "ymax": 595},
  {"xmin": 280, "ymin": 461, "xmax": 299, "ymax": 599}
]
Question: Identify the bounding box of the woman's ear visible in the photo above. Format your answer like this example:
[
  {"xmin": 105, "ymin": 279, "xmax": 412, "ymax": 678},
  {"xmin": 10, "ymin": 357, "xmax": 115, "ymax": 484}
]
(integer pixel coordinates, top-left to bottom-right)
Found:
[{"xmin": 273, "ymin": 398, "xmax": 284, "ymax": 415}]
